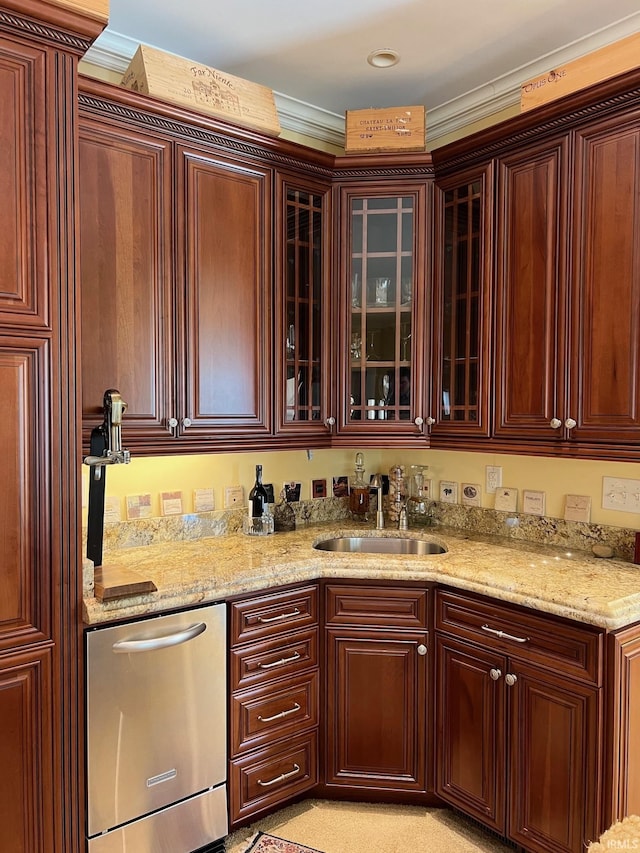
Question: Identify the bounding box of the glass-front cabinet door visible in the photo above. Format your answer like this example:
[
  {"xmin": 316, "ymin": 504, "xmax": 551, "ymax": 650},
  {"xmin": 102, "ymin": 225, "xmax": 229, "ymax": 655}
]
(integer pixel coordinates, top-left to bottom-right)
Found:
[
  {"xmin": 432, "ymin": 164, "xmax": 493, "ymax": 441},
  {"xmin": 337, "ymin": 184, "xmax": 429, "ymax": 440},
  {"xmin": 274, "ymin": 172, "xmax": 333, "ymax": 441}
]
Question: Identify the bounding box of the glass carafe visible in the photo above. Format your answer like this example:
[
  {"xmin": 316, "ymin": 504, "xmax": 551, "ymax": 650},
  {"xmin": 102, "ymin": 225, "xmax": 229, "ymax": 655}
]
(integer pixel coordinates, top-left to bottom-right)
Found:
[
  {"xmin": 406, "ymin": 465, "xmax": 431, "ymax": 528},
  {"xmin": 349, "ymin": 452, "xmax": 370, "ymax": 522}
]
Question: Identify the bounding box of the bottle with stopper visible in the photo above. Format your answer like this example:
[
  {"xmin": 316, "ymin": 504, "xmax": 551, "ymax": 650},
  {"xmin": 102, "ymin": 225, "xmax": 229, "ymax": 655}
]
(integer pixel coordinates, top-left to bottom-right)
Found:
[{"xmin": 349, "ymin": 452, "xmax": 370, "ymax": 522}]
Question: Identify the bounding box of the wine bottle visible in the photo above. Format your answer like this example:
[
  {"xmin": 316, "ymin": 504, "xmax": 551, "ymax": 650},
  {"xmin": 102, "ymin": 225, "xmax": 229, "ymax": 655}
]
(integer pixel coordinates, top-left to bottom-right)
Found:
[{"xmin": 249, "ymin": 464, "xmax": 268, "ymax": 518}]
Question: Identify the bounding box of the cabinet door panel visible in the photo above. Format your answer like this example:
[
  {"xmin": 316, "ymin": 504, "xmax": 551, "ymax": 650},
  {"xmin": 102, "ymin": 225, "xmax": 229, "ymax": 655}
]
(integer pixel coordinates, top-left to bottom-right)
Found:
[
  {"xmin": 435, "ymin": 636, "xmax": 506, "ymax": 833},
  {"xmin": 326, "ymin": 628, "xmax": 427, "ymax": 791},
  {"xmin": 571, "ymin": 118, "xmax": 640, "ymax": 441},
  {"xmin": 433, "ymin": 164, "xmax": 493, "ymax": 438},
  {"xmin": 0, "ymin": 647, "xmax": 54, "ymax": 853},
  {"xmin": 179, "ymin": 148, "xmax": 272, "ymax": 437},
  {"xmin": 79, "ymin": 123, "xmax": 174, "ymax": 445},
  {"xmin": 274, "ymin": 173, "xmax": 332, "ymax": 439},
  {"xmin": 0, "ymin": 36, "xmax": 48, "ymax": 327},
  {"xmin": 508, "ymin": 660, "xmax": 600, "ymax": 853},
  {"xmin": 494, "ymin": 139, "xmax": 569, "ymax": 439},
  {"xmin": 0, "ymin": 337, "xmax": 50, "ymax": 648}
]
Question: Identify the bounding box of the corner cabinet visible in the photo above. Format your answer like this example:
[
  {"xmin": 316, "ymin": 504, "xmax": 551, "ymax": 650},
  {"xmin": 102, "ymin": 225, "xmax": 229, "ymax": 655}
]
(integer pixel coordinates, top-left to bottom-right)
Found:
[
  {"xmin": 79, "ymin": 78, "xmax": 272, "ymax": 454},
  {"xmin": 332, "ymin": 155, "xmax": 434, "ymax": 445}
]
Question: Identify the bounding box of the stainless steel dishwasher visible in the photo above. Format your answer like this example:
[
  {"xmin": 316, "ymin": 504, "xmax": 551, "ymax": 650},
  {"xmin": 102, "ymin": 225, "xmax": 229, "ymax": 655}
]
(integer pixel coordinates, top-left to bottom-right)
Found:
[{"xmin": 86, "ymin": 602, "xmax": 228, "ymax": 853}]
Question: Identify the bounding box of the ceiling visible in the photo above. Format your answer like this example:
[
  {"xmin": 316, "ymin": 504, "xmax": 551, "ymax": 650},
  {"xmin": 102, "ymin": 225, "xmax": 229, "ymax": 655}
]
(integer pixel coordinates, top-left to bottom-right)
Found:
[{"xmin": 85, "ymin": 0, "xmax": 640, "ymax": 147}]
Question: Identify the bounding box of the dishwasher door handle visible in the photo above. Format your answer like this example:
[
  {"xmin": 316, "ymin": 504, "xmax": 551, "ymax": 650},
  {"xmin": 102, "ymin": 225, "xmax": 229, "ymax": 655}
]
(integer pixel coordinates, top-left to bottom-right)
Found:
[{"xmin": 112, "ymin": 622, "xmax": 207, "ymax": 653}]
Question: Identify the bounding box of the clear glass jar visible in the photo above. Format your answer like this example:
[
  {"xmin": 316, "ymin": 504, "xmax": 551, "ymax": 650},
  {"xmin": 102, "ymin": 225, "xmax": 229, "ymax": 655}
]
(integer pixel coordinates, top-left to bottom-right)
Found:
[{"xmin": 406, "ymin": 465, "xmax": 432, "ymax": 528}]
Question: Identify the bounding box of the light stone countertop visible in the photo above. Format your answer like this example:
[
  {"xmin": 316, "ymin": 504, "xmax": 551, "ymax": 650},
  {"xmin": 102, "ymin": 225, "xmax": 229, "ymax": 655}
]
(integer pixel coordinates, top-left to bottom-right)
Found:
[{"xmin": 82, "ymin": 523, "xmax": 640, "ymax": 631}]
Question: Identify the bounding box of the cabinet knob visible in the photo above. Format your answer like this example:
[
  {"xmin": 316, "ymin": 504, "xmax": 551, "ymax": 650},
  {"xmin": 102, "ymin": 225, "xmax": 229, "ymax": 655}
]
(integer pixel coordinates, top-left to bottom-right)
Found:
[
  {"xmin": 167, "ymin": 417, "xmax": 178, "ymax": 432},
  {"xmin": 489, "ymin": 668, "xmax": 502, "ymax": 681},
  {"xmin": 325, "ymin": 416, "xmax": 335, "ymax": 430},
  {"xmin": 414, "ymin": 416, "xmax": 424, "ymax": 427},
  {"xmin": 425, "ymin": 416, "xmax": 436, "ymax": 426},
  {"xmin": 549, "ymin": 417, "xmax": 562, "ymax": 429},
  {"xmin": 417, "ymin": 644, "xmax": 427, "ymax": 656},
  {"xmin": 505, "ymin": 673, "xmax": 518, "ymax": 687},
  {"xmin": 182, "ymin": 417, "xmax": 192, "ymax": 428},
  {"xmin": 564, "ymin": 417, "xmax": 577, "ymax": 430}
]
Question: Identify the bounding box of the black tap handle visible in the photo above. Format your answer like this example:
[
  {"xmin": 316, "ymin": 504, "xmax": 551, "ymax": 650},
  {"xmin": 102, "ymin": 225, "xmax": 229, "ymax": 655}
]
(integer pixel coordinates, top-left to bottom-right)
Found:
[{"xmin": 86, "ymin": 424, "xmax": 107, "ymax": 567}]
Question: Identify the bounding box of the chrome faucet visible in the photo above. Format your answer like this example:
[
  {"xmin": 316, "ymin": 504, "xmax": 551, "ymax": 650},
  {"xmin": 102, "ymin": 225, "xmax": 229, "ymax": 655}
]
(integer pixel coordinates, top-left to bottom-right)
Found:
[{"xmin": 371, "ymin": 474, "xmax": 385, "ymax": 529}]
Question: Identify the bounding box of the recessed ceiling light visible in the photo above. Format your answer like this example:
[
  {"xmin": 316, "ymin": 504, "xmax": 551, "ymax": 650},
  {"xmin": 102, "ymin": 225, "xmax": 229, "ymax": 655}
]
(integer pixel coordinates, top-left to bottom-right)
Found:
[{"xmin": 367, "ymin": 48, "xmax": 400, "ymax": 69}]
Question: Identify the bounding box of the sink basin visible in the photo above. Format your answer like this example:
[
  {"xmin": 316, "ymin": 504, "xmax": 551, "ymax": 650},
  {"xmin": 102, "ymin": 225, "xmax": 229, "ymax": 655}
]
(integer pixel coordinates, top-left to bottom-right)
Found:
[{"xmin": 313, "ymin": 536, "xmax": 447, "ymax": 555}]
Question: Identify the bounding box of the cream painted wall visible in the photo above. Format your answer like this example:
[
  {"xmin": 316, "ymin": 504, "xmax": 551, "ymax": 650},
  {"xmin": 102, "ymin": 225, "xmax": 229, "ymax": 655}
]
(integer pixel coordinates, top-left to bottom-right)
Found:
[{"xmin": 83, "ymin": 446, "xmax": 640, "ymax": 531}]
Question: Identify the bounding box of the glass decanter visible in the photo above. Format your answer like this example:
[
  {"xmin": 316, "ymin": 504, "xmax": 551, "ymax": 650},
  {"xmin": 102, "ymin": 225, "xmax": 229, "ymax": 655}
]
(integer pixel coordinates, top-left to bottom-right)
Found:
[
  {"xmin": 406, "ymin": 465, "xmax": 432, "ymax": 528},
  {"xmin": 349, "ymin": 452, "xmax": 370, "ymax": 522}
]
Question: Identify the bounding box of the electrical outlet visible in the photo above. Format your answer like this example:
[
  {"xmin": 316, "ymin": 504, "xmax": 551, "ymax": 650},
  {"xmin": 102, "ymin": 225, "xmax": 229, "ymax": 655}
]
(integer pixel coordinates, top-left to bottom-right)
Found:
[
  {"xmin": 224, "ymin": 485, "xmax": 244, "ymax": 508},
  {"xmin": 602, "ymin": 477, "xmax": 640, "ymax": 513},
  {"xmin": 485, "ymin": 466, "xmax": 502, "ymax": 494}
]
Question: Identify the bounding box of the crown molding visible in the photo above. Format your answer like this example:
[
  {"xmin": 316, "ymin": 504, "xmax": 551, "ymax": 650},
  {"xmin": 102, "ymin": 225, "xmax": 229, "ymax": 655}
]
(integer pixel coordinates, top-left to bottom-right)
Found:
[{"xmin": 83, "ymin": 14, "xmax": 640, "ymax": 150}]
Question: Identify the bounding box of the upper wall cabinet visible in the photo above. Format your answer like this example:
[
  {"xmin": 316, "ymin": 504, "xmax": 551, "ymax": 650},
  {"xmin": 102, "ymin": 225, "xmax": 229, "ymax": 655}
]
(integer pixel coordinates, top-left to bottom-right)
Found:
[
  {"xmin": 0, "ymin": 34, "xmax": 48, "ymax": 328},
  {"xmin": 569, "ymin": 111, "xmax": 640, "ymax": 446},
  {"xmin": 493, "ymin": 135, "xmax": 570, "ymax": 442},
  {"xmin": 332, "ymin": 156, "xmax": 434, "ymax": 445},
  {"xmin": 79, "ymin": 80, "xmax": 273, "ymax": 453},
  {"xmin": 273, "ymin": 171, "xmax": 333, "ymax": 443},
  {"xmin": 432, "ymin": 164, "xmax": 494, "ymax": 442},
  {"xmin": 434, "ymin": 70, "xmax": 640, "ymax": 461}
]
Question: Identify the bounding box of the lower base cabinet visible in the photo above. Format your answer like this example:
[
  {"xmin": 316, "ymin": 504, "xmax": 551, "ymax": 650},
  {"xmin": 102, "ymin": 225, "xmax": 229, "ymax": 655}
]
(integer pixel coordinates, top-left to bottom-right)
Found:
[
  {"xmin": 435, "ymin": 590, "xmax": 602, "ymax": 853},
  {"xmin": 324, "ymin": 583, "xmax": 430, "ymax": 794}
]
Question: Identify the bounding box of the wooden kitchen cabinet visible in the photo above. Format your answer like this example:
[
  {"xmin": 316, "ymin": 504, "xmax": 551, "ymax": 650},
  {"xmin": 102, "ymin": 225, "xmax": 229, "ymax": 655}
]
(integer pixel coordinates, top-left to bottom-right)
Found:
[
  {"xmin": 79, "ymin": 78, "xmax": 272, "ymax": 453},
  {"xmin": 0, "ymin": 4, "xmax": 105, "ymax": 851},
  {"xmin": 324, "ymin": 582, "xmax": 430, "ymax": 793},
  {"xmin": 433, "ymin": 72, "xmax": 640, "ymax": 460},
  {"xmin": 432, "ymin": 163, "xmax": 494, "ymax": 442},
  {"xmin": 228, "ymin": 584, "xmax": 320, "ymax": 828},
  {"xmin": 493, "ymin": 135, "xmax": 570, "ymax": 443},
  {"xmin": 435, "ymin": 589, "xmax": 602, "ymax": 853},
  {"xmin": 273, "ymin": 170, "xmax": 334, "ymax": 442},
  {"xmin": 332, "ymin": 156, "xmax": 434, "ymax": 445}
]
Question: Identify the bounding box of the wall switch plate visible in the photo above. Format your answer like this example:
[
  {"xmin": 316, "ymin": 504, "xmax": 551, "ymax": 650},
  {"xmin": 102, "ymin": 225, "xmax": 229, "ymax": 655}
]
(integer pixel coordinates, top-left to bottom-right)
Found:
[
  {"xmin": 224, "ymin": 485, "xmax": 244, "ymax": 508},
  {"xmin": 602, "ymin": 477, "xmax": 640, "ymax": 513},
  {"xmin": 485, "ymin": 466, "xmax": 502, "ymax": 494}
]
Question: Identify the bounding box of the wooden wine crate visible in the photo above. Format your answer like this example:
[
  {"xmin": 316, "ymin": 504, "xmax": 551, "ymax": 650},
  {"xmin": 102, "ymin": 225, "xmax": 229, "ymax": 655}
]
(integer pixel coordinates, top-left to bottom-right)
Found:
[
  {"xmin": 521, "ymin": 31, "xmax": 640, "ymax": 112},
  {"xmin": 345, "ymin": 105, "xmax": 426, "ymax": 154},
  {"xmin": 121, "ymin": 44, "xmax": 281, "ymax": 136},
  {"xmin": 45, "ymin": 0, "xmax": 109, "ymax": 22}
]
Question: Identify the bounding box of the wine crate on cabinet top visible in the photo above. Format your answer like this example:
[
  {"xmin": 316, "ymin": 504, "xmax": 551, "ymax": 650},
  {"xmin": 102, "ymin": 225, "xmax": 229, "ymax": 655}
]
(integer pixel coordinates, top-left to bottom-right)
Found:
[
  {"xmin": 521, "ymin": 31, "xmax": 640, "ymax": 112},
  {"xmin": 345, "ymin": 105, "xmax": 426, "ymax": 153},
  {"xmin": 121, "ymin": 44, "xmax": 281, "ymax": 136}
]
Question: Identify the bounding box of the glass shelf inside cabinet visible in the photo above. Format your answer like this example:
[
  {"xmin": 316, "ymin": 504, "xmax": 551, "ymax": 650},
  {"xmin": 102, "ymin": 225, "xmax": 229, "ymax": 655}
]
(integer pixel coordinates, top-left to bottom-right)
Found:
[
  {"xmin": 348, "ymin": 195, "xmax": 414, "ymax": 423},
  {"xmin": 284, "ymin": 188, "xmax": 323, "ymax": 423}
]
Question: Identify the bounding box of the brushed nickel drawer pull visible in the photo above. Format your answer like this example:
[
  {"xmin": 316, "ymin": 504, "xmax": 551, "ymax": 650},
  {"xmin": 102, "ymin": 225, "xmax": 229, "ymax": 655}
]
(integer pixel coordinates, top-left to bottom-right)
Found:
[
  {"xmin": 258, "ymin": 702, "xmax": 301, "ymax": 723},
  {"xmin": 258, "ymin": 651, "xmax": 301, "ymax": 670},
  {"xmin": 481, "ymin": 624, "xmax": 529, "ymax": 644},
  {"xmin": 257, "ymin": 608, "xmax": 301, "ymax": 624},
  {"xmin": 257, "ymin": 763, "xmax": 300, "ymax": 787}
]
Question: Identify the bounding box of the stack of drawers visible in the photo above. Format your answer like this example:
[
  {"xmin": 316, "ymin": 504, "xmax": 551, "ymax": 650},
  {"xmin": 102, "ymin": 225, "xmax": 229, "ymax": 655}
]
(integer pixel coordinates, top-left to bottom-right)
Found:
[{"xmin": 228, "ymin": 584, "xmax": 320, "ymax": 827}]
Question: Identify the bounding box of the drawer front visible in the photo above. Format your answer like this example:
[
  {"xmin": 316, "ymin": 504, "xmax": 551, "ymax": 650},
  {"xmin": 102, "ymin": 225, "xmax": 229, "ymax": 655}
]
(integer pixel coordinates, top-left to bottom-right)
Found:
[
  {"xmin": 231, "ymin": 670, "xmax": 319, "ymax": 755},
  {"xmin": 436, "ymin": 589, "xmax": 603, "ymax": 685},
  {"xmin": 231, "ymin": 627, "xmax": 318, "ymax": 692},
  {"xmin": 229, "ymin": 730, "xmax": 318, "ymax": 826},
  {"xmin": 325, "ymin": 583, "xmax": 429, "ymax": 629},
  {"xmin": 231, "ymin": 585, "xmax": 318, "ymax": 645}
]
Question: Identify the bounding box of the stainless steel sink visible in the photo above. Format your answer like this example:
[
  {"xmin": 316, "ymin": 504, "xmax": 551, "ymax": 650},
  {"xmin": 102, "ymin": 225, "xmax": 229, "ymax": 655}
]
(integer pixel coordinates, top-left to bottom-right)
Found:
[{"xmin": 313, "ymin": 536, "xmax": 447, "ymax": 555}]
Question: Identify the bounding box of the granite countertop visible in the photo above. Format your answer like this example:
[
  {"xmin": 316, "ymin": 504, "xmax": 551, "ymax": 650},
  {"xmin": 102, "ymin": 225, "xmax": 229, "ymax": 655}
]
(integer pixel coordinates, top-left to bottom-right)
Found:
[{"xmin": 82, "ymin": 523, "xmax": 640, "ymax": 630}]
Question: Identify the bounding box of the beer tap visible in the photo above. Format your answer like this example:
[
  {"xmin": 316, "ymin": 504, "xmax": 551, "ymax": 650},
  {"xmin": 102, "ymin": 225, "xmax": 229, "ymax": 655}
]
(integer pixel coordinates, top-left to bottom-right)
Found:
[{"xmin": 84, "ymin": 390, "xmax": 131, "ymax": 567}]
